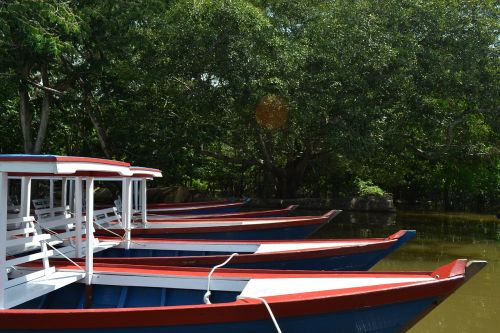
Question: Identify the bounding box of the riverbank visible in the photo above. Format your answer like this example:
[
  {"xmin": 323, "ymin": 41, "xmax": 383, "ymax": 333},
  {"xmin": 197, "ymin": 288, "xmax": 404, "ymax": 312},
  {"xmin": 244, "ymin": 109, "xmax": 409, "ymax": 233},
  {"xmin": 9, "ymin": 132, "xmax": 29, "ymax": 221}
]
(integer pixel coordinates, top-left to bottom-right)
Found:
[
  {"xmin": 397, "ymin": 210, "xmax": 499, "ymax": 223},
  {"xmin": 247, "ymin": 196, "xmax": 396, "ymax": 212}
]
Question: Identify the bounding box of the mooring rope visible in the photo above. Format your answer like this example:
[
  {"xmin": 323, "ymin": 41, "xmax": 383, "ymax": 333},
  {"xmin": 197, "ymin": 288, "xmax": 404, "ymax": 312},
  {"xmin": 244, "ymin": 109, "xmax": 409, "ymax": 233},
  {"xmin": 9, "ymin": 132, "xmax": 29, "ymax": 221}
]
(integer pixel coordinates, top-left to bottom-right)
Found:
[
  {"xmin": 236, "ymin": 295, "xmax": 283, "ymax": 333},
  {"xmin": 203, "ymin": 252, "xmax": 239, "ymax": 304},
  {"xmin": 45, "ymin": 242, "xmax": 85, "ymax": 272}
]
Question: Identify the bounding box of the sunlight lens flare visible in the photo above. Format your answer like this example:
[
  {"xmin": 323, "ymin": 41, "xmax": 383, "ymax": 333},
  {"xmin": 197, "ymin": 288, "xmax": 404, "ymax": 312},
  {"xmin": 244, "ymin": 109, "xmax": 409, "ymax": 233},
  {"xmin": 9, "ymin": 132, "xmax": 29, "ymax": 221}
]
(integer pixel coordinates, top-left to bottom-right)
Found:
[{"xmin": 255, "ymin": 94, "xmax": 289, "ymax": 130}]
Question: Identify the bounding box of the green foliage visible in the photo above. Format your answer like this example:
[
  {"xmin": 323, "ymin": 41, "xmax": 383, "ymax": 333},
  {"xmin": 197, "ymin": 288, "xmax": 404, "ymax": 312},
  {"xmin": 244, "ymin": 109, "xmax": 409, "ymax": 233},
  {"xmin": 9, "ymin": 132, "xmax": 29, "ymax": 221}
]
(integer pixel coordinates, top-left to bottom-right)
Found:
[
  {"xmin": 0, "ymin": 0, "xmax": 498, "ymax": 209},
  {"xmin": 355, "ymin": 179, "xmax": 386, "ymax": 198}
]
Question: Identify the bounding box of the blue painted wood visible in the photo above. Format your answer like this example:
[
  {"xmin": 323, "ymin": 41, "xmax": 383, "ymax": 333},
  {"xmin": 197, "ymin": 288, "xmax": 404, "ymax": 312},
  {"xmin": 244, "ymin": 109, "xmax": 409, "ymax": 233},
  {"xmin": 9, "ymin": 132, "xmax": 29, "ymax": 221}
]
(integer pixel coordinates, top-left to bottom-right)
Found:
[
  {"xmin": 135, "ymin": 223, "xmax": 324, "ymax": 240},
  {"xmin": 10, "ymin": 282, "xmax": 437, "ymax": 333},
  {"xmin": 94, "ymin": 232, "xmax": 415, "ymax": 271},
  {"xmin": 169, "ymin": 206, "xmax": 242, "ymax": 215}
]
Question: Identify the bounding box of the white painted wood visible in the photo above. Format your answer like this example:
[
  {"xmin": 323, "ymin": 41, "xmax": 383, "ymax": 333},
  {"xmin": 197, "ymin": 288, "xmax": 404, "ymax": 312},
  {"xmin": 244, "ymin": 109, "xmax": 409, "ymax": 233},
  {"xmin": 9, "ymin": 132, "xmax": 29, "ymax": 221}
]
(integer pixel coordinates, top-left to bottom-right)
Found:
[
  {"xmin": 49, "ymin": 179, "xmax": 54, "ymax": 217},
  {"xmin": 0, "ymin": 161, "xmax": 133, "ymax": 176},
  {"xmin": 35, "ymin": 206, "xmax": 70, "ymax": 220},
  {"xmin": 74, "ymin": 177, "xmax": 83, "ymax": 258},
  {"xmin": 254, "ymin": 241, "xmax": 388, "ymax": 253},
  {"xmin": 142, "ymin": 219, "xmax": 304, "ymax": 229},
  {"xmin": 32, "ymin": 198, "xmax": 50, "ymax": 210},
  {"xmin": 5, "ymin": 234, "xmax": 51, "ymax": 248},
  {"xmin": 6, "ymin": 227, "xmax": 36, "ymax": 238},
  {"xmin": 239, "ymin": 277, "xmax": 435, "ymax": 298},
  {"xmin": 20, "ymin": 176, "xmax": 31, "ymax": 217},
  {"xmin": 6, "ymin": 249, "xmax": 55, "ymax": 267},
  {"xmin": 5, "ymin": 267, "xmax": 57, "ymax": 288},
  {"xmin": 0, "ymin": 172, "xmax": 8, "ymax": 308},
  {"xmin": 133, "ymin": 180, "xmax": 138, "ymax": 211},
  {"xmin": 122, "ymin": 178, "xmax": 132, "ymax": 248},
  {"xmin": 6, "ymin": 216, "xmax": 35, "ymax": 225},
  {"xmin": 63, "ymin": 177, "xmax": 69, "ymax": 209},
  {"xmin": 4, "ymin": 271, "xmax": 85, "ymax": 309},
  {"xmin": 114, "ymin": 241, "xmax": 259, "ymax": 253},
  {"xmin": 37, "ymin": 216, "xmax": 76, "ymax": 229},
  {"xmin": 91, "ymin": 272, "xmax": 248, "ymax": 292},
  {"xmin": 85, "ymin": 177, "xmax": 94, "ymax": 284},
  {"xmin": 140, "ymin": 179, "xmax": 147, "ymax": 223},
  {"xmin": 71, "ymin": 179, "xmax": 76, "ymax": 211}
]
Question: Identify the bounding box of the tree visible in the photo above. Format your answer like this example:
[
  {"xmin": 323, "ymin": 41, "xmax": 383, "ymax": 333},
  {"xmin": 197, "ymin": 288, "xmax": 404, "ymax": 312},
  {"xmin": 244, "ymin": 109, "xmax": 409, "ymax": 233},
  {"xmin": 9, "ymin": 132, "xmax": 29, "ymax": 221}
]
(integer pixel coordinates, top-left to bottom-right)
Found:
[{"xmin": 0, "ymin": 0, "xmax": 80, "ymax": 153}]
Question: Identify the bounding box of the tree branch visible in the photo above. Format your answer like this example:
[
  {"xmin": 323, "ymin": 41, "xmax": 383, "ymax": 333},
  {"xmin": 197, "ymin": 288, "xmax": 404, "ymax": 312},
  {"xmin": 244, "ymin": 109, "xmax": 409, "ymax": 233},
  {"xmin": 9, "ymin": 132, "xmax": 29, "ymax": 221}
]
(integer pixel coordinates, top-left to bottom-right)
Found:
[
  {"xmin": 26, "ymin": 78, "xmax": 64, "ymax": 95},
  {"xmin": 200, "ymin": 148, "xmax": 259, "ymax": 167}
]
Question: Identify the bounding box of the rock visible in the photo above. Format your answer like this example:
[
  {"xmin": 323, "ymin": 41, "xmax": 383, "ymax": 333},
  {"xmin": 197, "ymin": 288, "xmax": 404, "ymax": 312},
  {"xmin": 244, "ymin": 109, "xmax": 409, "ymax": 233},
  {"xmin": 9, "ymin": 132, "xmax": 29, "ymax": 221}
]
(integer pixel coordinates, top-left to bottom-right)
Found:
[
  {"xmin": 349, "ymin": 195, "xmax": 396, "ymax": 212},
  {"xmin": 247, "ymin": 195, "xmax": 396, "ymax": 212}
]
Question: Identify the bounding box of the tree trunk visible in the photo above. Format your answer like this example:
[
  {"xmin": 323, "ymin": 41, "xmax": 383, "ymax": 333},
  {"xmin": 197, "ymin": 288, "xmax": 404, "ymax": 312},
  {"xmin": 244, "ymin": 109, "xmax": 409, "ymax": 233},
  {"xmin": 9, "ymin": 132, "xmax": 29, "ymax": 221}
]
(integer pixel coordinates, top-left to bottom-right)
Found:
[
  {"xmin": 18, "ymin": 63, "xmax": 33, "ymax": 153},
  {"xmin": 33, "ymin": 64, "xmax": 51, "ymax": 154},
  {"xmin": 274, "ymin": 153, "xmax": 311, "ymax": 199},
  {"xmin": 19, "ymin": 82, "xmax": 33, "ymax": 153},
  {"xmin": 82, "ymin": 88, "xmax": 113, "ymax": 159}
]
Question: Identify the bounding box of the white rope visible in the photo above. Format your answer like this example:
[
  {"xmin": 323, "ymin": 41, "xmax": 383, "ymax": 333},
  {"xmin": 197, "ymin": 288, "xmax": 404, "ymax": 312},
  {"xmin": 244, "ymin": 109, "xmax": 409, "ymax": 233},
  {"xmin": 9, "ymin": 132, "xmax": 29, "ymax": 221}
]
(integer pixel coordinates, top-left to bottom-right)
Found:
[
  {"xmin": 45, "ymin": 242, "xmax": 85, "ymax": 272},
  {"xmin": 92, "ymin": 221, "xmax": 148, "ymax": 247},
  {"xmin": 203, "ymin": 252, "xmax": 239, "ymax": 304},
  {"xmin": 34, "ymin": 220, "xmax": 76, "ymax": 249},
  {"xmin": 237, "ymin": 296, "xmax": 283, "ymax": 333}
]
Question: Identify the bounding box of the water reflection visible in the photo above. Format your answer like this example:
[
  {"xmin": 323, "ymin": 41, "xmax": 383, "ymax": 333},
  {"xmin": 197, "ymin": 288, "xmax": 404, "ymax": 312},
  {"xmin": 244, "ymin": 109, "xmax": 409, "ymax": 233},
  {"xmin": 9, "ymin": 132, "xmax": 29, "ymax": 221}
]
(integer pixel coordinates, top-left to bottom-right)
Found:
[{"xmin": 312, "ymin": 211, "xmax": 500, "ymax": 333}]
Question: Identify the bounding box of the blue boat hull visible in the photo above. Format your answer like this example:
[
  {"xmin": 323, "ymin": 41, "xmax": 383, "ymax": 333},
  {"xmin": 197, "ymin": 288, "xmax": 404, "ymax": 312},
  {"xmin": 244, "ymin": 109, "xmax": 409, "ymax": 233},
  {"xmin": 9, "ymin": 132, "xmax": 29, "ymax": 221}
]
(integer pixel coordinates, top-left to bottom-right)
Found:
[
  {"xmin": 134, "ymin": 223, "xmax": 326, "ymax": 240},
  {"xmin": 165, "ymin": 206, "xmax": 242, "ymax": 215},
  {"xmin": 94, "ymin": 230, "xmax": 415, "ymax": 271},
  {"xmin": 11, "ymin": 283, "xmax": 437, "ymax": 332}
]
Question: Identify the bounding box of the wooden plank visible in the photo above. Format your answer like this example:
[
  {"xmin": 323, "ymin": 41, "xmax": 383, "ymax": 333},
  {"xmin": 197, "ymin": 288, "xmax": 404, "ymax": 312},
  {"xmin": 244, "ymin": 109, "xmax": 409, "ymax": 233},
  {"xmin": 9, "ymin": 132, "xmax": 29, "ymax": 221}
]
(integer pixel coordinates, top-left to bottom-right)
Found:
[
  {"xmin": 35, "ymin": 206, "xmax": 70, "ymax": 217},
  {"xmin": 5, "ymin": 267, "xmax": 56, "ymax": 288},
  {"xmin": 4, "ymin": 271, "xmax": 85, "ymax": 309},
  {"xmin": 5, "ymin": 234, "xmax": 51, "ymax": 248},
  {"xmin": 92, "ymin": 272, "xmax": 247, "ymax": 292},
  {"xmin": 6, "ymin": 216, "xmax": 35, "ymax": 225},
  {"xmin": 6, "ymin": 227, "xmax": 36, "ymax": 238},
  {"xmin": 39, "ymin": 216, "xmax": 76, "ymax": 229},
  {"xmin": 6, "ymin": 250, "xmax": 55, "ymax": 267}
]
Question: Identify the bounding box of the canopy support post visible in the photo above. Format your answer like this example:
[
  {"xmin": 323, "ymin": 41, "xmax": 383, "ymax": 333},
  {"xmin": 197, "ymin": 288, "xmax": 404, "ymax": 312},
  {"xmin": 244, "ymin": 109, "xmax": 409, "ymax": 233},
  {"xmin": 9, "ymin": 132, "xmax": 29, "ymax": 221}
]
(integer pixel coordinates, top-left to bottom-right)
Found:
[
  {"xmin": 122, "ymin": 178, "xmax": 132, "ymax": 249},
  {"xmin": 75, "ymin": 177, "xmax": 83, "ymax": 258},
  {"xmin": 135, "ymin": 180, "xmax": 140, "ymax": 212},
  {"xmin": 20, "ymin": 176, "xmax": 31, "ymax": 218},
  {"xmin": 0, "ymin": 172, "xmax": 8, "ymax": 309},
  {"xmin": 140, "ymin": 179, "xmax": 147, "ymax": 224},
  {"xmin": 85, "ymin": 177, "xmax": 94, "ymax": 285},
  {"xmin": 62, "ymin": 177, "xmax": 68, "ymax": 209},
  {"xmin": 49, "ymin": 179, "xmax": 54, "ymax": 216}
]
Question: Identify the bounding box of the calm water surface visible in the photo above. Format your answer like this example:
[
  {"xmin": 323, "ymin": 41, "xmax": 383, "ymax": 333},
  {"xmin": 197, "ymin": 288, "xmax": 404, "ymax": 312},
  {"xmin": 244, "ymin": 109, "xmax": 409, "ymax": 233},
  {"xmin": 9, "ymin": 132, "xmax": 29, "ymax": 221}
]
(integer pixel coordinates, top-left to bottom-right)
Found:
[{"xmin": 312, "ymin": 211, "xmax": 500, "ymax": 333}]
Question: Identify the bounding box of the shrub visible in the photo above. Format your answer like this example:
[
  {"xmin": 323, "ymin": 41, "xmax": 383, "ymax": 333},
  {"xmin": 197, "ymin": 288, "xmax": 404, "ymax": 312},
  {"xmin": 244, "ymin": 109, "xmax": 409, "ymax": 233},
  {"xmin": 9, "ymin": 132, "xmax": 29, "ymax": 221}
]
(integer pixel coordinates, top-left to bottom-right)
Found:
[{"xmin": 355, "ymin": 178, "xmax": 386, "ymax": 197}]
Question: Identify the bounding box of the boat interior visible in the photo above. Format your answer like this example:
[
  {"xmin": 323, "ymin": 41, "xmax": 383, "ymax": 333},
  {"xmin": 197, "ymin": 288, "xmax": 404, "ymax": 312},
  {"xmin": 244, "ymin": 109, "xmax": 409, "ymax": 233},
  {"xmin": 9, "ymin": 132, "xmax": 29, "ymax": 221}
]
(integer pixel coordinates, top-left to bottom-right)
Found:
[{"xmin": 12, "ymin": 266, "xmax": 438, "ymax": 310}]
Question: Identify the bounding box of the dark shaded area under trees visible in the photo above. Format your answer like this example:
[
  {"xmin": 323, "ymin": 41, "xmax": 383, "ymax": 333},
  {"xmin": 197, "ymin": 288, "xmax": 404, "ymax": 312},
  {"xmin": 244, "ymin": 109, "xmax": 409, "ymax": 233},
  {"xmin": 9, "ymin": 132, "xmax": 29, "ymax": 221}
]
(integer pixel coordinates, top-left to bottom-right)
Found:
[{"xmin": 0, "ymin": 0, "xmax": 498, "ymax": 212}]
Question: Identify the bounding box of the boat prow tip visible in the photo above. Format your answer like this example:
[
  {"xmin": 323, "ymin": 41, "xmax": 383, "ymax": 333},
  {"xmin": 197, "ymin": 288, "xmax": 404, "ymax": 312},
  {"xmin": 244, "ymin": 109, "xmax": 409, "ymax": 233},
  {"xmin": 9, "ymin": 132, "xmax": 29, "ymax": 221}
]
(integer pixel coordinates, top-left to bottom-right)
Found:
[
  {"xmin": 387, "ymin": 229, "xmax": 416, "ymax": 240},
  {"xmin": 465, "ymin": 260, "xmax": 487, "ymax": 281}
]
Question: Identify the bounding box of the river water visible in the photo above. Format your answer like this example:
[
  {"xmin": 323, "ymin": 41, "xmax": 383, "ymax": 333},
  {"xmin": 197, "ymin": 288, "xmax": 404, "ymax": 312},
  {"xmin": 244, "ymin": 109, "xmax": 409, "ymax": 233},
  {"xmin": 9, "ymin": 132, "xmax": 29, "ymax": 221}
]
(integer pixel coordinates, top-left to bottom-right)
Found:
[{"xmin": 312, "ymin": 211, "xmax": 500, "ymax": 333}]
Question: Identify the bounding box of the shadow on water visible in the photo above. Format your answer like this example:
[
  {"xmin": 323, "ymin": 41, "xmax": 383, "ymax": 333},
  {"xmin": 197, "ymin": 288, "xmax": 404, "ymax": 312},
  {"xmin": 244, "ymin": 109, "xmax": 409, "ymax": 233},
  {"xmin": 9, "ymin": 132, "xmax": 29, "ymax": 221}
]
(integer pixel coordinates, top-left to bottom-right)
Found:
[{"xmin": 311, "ymin": 210, "xmax": 500, "ymax": 333}]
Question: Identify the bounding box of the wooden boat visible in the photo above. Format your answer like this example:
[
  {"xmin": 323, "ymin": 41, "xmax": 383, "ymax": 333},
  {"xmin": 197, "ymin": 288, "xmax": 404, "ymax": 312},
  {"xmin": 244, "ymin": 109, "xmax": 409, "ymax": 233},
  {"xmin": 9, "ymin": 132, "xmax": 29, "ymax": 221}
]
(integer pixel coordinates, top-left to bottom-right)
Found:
[
  {"xmin": 147, "ymin": 198, "xmax": 231, "ymax": 209},
  {"xmin": 1, "ymin": 259, "xmax": 486, "ymax": 332},
  {"xmin": 0, "ymin": 155, "xmax": 488, "ymax": 332},
  {"xmin": 68, "ymin": 230, "xmax": 416, "ymax": 271},
  {"xmin": 94, "ymin": 210, "xmax": 341, "ymax": 240},
  {"xmin": 146, "ymin": 198, "xmax": 251, "ymax": 215},
  {"xmin": 145, "ymin": 205, "xmax": 299, "ymax": 220}
]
